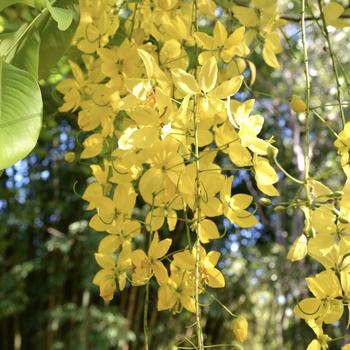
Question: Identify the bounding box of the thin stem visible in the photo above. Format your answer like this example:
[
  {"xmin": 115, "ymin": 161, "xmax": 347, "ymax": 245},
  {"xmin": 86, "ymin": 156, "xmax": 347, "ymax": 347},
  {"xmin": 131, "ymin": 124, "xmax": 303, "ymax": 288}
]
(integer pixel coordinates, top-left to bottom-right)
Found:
[
  {"xmin": 281, "ymin": 14, "xmax": 350, "ymax": 22},
  {"xmin": 128, "ymin": 1, "xmax": 139, "ymax": 40},
  {"xmin": 273, "ymin": 156, "xmax": 304, "ymax": 185},
  {"xmin": 193, "ymin": 94, "xmax": 204, "ymax": 350},
  {"xmin": 183, "ymin": 200, "xmax": 193, "ymax": 247},
  {"xmin": 192, "ymin": 0, "xmax": 203, "ymax": 346},
  {"xmin": 143, "ymin": 196, "xmax": 155, "ymax": 350},
  {"xmin": 301, "ymin": 0, "xmax": 312, "ymax": 204},
  {"xmin": 317, "ymin": 0, "xmax": 346, "ymax": 126},
  {"xmin": 143, "ymin": 283, "xmax": 150, "ymax": 350},
  {"xmin": 313, "ymin": 110, "xmax": 339, "ymax": 139},
  {"xmin": 279, "ymin": 28, "xmax": 297, "ymax": 59},
  {"xmin": 335, "ymin": 55, "xmax": 350, "ymax": 95},
  {"xmin": 206, "ymin": 291, "xmax": 237, "ymax": 317},
  {"xmin": 311, "ymin": 102, "xmax": 350, "ymax": 109},
  {"xmin": 178, "ymin": 345, "xmax": 241, "ymax": 349}
]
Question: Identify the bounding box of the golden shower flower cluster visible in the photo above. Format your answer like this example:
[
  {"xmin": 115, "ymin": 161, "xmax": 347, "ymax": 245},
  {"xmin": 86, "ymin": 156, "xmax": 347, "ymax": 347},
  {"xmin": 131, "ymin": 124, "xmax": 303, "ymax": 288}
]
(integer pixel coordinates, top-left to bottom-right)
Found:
[
  {"xmin": 287, "ymin": 118, "xmax": 350, "ymax": 349},
  {"xmin": 287, "ymin": 177, "xmax": 350, "ymax": 349},
  {"xmin": 283, "ymin": 2, "xmax": 350, "ymax": 347},
  {"xmin": 57, "ymin": 0, "xmax": 286, "ymax": 345}
]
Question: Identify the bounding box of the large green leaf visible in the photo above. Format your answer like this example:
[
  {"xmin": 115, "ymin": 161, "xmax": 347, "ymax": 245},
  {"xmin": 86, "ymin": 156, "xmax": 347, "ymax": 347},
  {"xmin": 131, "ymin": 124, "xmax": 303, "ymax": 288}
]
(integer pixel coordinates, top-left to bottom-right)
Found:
[
  {"xmin": 11, "ymin": 29, "xmax": 40, "ymax": 78},
  {"xmin": 0, "ymin": 24, "xmax": 28, "ymax": 63},
  {"xmin": 0, "ymin": 60, "xmax": 42, "ymax": 170}
]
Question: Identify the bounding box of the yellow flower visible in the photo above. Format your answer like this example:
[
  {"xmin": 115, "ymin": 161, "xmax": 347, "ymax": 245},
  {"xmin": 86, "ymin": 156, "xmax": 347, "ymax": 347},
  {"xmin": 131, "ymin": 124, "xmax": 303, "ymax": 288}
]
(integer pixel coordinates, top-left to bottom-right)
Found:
[
  {"xmin": 132, "ymin": 232, "xmax": 172, "ymax": 285},
  {"xmin": 334, "ymin": 122, "xmax": 350, "ymax": 177},
  {"xmin": 220, "ymin": 176, "xmax": 258, "ymax": 228},
  {"xmin": 194, "ymin": 21, "xmax": 249, "ymax": 64},
  {"xmin": 305, "ymin": 321, "xmax": 331, "ymax": 350},
  {"xmin": 157, "ymin": 270, "xmax": 196, "ymax": 314},
  {"xmin": 139, "ymin": 138, "xmax": 184, "ymax": 206},
  {"xmin": 294, "ymin": 270, "xmax": 343, "ymax": 324},
  {"xmin": 172, "ymin": 246, "xmax": 225, "ymax": 289},
  {"xmin": 171, "ymin": 56, "xmax": 243, "ymax": 100},
  {"xmin": 93, "ymin": 242, "xmax": 132, "ymax": 301}
]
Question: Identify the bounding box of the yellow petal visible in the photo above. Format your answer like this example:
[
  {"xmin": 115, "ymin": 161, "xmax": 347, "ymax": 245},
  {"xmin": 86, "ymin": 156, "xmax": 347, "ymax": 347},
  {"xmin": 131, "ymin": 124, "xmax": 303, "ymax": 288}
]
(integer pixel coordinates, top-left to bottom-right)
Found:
[
  {"xmin": 205, "ymin": 251, "xmax": 221, "ymax": 268},
  {"xmin": 181, "ymin": 295, "xmax": 196, "ymax": 313},
  {"xmin": 262, "ymin": 44, "xmax": 280, "ymax": 69},
  {"xmin": 324, "ymin": 2, "xmax": 344, "ymax": 22},
  {"xmin": 199, "ymin": 219, "xmax": 220, "ymax": 243},
  {"xmin": 294, "ymin": 298, "xmax": 323, "ymax": 321},
  {"xmin": 287, "ymin": 234, "xmax": 308, "ymax": 261},
  {"xmin": 160, "ymin": 39, "xmax": 182, "ymax": 59},
  {"xmin": 230, "ymin": 194, "xmax": 253, "ymax": 210},
  {"xmin": 81, "ymin": 133, "xmax": 104, "ymax": 159},
  {"xmin": 139, "ymin": 168, "xmax": 164, "ymax": 204},
  {"xmin": 198, "ymin": 56, "xmax": 218, "ymax": 93},
  {"xmin": 247, "ymin": 60, "xmax": 256, "ymax": 86},
  {"xmin": 193, "ymin": 32, "xmax": 213, "ymax": 49},
  {"xmin": 307, "ymin": 339, "xmax": 321, "ymax": 350},
  {"xmin": 95, "ymin": 253, "xmax": 115, "ymax": 269},
  {"xmin": 210, "ymin": 76, "xmax": 243, "ymax": 99},
  {"xmin": 254, "ymin": 157, "xmax": 279, "ymax": 186},
  {"xmin": 207, "ymin": 267, "xmax": 225, "ymax": 288},
  {"xmin": 153, "ymin": 260, "xmax": 169, "ymax": 285},
  {"xmin": 98, "ymin": 235, "xmax": 121, "ymax": 254},
  {"xmin": 322, "ymin": 299, "xmax": 344, "ymax": 324},
  {"xmin": 131, "ymin": 249, "xmax": 148, "ymax": 266},
  {"xmin": 213, "ymin": 20, "xmax": 227, "ymax": 47},
  {"xmin": 149, "ymin": 233, "xmax": 172, "ymax": 259},
  {"xmin": 228, "ymin": 142, "xmax": 252, "ymax": 167},
  {"xmin": 157, "ymin": 285, "xmax": 176, "ymax": 311},
  {"xmin": 257, "ymin": 183, "xmax": 279, "ymax": 196},
  {"xmin": 232, "ymin": 6, "xmax": 259, "ymax": 27},
  {"xmin": 172, "ymin": 250, "xmax": 195, "ymax": 270},
  {"xmin": 93, "ymin": 269, "xmax": 114, "ymax": 286},
  {"xmin": 171, "ymin": 68, "xmax": 200, "ymax": 95},
  {"xmin": 137, "ymin": 49, "xmax": 156, "ymax": 78}
]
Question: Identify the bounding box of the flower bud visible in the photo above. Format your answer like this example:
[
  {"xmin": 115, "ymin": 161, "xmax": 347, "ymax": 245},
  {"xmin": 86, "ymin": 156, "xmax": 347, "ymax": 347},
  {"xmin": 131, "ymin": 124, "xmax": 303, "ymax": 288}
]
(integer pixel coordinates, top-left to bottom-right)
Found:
[
  {"xmin": 274, "ymin": 205, "xmax": 286, "ymax": 212},
  {"xmin": 64, "ymin": 152, "xmax": 76, "ymax": 163},
  {"xmin": 232, "ymin": 316, "xmax": 248, "ymax": 343},
  {"xmin": 258, "ymin": 197, "xmax": 272, "ymax": 206},
  {"xmin": 291, "ymin": 95, "xmax": 306, "ymax": 113}
]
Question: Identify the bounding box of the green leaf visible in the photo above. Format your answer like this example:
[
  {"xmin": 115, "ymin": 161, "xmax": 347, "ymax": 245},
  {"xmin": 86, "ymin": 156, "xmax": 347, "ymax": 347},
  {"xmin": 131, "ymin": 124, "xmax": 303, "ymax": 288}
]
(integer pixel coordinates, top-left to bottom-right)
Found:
[
  {"xmin": 48, "ymin": 7, "xmax": 73, "ymax": 31},
  {"xmin": 11, "ymin": 30, "xmax": 40, "ymax": 79},
  {"xmin": 38, "ymin": 2, "xmax": 78, "ymax": 78},
  {"xmin": 0, "ymin": 60, "xmax": 43, "ymax": 170},
  {"xmin": 0, "ymin": 0, "xmax": 45, "ymax": 12},
  {"xmin": 46, "ymin": 0, "xmax": 74, "ymax": 31}
]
